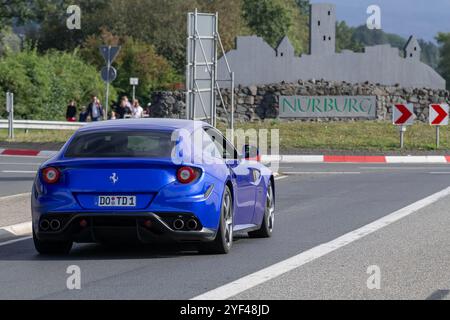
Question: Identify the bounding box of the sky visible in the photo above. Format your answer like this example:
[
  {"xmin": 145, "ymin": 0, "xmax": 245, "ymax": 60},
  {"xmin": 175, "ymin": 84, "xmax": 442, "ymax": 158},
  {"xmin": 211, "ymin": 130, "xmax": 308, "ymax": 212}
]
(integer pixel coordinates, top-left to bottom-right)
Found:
[{"xmin": 310, "ymin": 0, "xmax": 450, "ymax": 42}]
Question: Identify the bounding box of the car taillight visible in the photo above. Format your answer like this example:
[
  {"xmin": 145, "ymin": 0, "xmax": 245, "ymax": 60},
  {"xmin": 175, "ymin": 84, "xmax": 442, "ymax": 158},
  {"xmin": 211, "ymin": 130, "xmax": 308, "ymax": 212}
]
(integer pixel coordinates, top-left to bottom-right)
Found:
[
  {"xmin": 42, "ymin": 167, "xmax": 60, "ymax": 184},
  {"xmin": 177, "ymin": 166, "xmax": 199, "ymax": 184}
]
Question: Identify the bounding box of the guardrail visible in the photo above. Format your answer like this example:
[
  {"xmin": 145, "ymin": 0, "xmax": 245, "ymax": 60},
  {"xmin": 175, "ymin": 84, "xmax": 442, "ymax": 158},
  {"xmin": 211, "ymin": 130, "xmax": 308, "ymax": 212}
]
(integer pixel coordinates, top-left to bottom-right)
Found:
[{"xmin": 0, "ymin": 119, "xmax": 86, "ymax": 131}]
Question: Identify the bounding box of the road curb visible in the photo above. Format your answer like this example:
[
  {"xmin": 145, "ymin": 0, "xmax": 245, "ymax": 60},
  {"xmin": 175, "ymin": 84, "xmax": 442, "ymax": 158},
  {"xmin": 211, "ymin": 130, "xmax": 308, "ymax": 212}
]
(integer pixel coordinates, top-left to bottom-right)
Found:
[
  {"xmin": 0, "ymin": 221, "xmax": 32, "ymax": 243},
  {"xmin": 0, "ymin": 149, "xmax": 57, "ymax": 157},
  {"xmin": 262, "ymin": 155, "xmax": 450, "ymax": 164},
  {"xmin": 1, "ymin": 148, "xmax": 450, "ymax": 164}
]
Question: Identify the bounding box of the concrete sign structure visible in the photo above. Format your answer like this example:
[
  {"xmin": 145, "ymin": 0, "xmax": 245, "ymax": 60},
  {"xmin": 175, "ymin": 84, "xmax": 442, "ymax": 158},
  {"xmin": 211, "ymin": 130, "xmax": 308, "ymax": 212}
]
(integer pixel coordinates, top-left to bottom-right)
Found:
[
  {"xmin": 218, "ymin": 3, "xmax": 445, "ymax": 89},
  {"xmin": 280, "ymin": 96, "xmax": 376, "ymax": 118}
]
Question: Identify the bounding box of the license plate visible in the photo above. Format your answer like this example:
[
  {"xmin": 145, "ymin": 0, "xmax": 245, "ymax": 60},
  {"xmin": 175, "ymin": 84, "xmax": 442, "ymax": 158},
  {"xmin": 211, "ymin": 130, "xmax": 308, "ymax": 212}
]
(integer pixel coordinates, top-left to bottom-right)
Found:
[{"xmin": 98, "ymin": 196, "xmax": 136, "ymax": 207}]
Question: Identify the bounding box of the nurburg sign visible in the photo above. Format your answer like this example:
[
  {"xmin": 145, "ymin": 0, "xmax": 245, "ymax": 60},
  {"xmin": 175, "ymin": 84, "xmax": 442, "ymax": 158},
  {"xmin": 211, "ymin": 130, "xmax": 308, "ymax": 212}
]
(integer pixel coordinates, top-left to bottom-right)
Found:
[{"xmin": 279, "ymin": 96, "xmax": 377, "ymax": 119}]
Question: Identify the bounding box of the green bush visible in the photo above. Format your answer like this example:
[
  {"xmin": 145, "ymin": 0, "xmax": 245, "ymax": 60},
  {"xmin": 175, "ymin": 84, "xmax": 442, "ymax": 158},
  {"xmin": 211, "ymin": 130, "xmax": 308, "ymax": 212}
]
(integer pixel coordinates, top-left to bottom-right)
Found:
[{"xmin": 0, "ymin": 48, "xmax": 115, "ymax": 120}]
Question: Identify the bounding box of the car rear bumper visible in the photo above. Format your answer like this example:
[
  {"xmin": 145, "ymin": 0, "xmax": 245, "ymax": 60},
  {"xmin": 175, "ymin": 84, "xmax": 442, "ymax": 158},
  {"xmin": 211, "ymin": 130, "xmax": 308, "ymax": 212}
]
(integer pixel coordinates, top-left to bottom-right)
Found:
[{"xmin": 34, "ymin": 212, "xmax": 217, "ymax": 244}]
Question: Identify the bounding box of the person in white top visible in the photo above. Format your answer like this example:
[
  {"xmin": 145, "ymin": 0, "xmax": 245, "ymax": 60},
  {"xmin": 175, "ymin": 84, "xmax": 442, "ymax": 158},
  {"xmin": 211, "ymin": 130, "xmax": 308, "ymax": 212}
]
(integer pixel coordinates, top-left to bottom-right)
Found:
[{"xmin": 131, "ymin": 99, "xmax": 144, "ymax": 119}]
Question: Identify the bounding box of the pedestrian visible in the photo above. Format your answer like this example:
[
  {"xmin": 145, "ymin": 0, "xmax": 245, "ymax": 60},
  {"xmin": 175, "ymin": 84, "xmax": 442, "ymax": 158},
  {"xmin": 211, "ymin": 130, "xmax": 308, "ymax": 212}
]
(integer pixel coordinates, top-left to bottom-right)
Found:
[
  {"xmin": 143, "ymin": 102, "xmax": 152, "ymax": 118},
  {"xmin": 66, "ymin": 100, "xmax": 77, "ymax": 122},
  {"xmin": 87, "ymin": 95, "xmax": 104, "ymax": 121},
  {"xmin": 131, "ymin": 99, "xmax": 144, "ymax": 119},
  {"xmin": 79, "ymin": 106, "xmax": 88, "ymax": 122},
  {"xmin": 123, "ymin": 96, "xmax": 132, "ymax": 109},
  {"xmin": 114, "ymin": 97, "xmax": 132, "ymax": 119}
]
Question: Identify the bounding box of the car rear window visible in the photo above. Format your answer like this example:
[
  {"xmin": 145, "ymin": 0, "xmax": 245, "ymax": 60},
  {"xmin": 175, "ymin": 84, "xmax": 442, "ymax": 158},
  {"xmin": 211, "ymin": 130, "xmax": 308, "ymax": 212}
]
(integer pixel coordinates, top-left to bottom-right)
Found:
[{"xmin": 64, "ymin": 130, "xmax": 175, "ymax": 158}]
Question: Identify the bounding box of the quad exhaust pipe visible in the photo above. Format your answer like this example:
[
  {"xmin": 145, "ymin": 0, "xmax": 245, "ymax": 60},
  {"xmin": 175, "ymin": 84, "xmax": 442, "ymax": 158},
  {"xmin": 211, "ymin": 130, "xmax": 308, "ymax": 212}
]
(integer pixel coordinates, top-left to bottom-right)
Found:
[
  {"xmin": 50, "ymin": 219, "xmax": 61, "ymax": 231},
  {"xmin": 39, "ymin": 219, "xmax": 61, "ymax": 231},
  {"xmin": 40, "ymin": 219, "xmax": 50, "ymax": 231},
  {"xmin": 187, "ymin": 219, "xmax": 198, "ymax": 230},
  {"xmin": 172, "ymin": 218, "xmax": 199, "ymax": 231},
  {"xmin": 173, "ymin": 219, "xmax": 185, "ymax": 230}
]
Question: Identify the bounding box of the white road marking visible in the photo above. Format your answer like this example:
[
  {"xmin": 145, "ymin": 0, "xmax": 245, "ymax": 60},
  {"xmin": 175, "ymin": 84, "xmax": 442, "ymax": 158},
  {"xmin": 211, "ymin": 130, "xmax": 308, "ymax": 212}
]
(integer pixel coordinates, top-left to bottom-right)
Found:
[
  {"xmin": 1, "ymin": 170, "xmax": 36, "ymax": 174},
  {"xmin": 0, "ymin": 192, "xmax": 31, "ymax": 201},
  {"xmin": 1, "ymin": 221, "xmax": 32, "ymax": 236},
  {"xmin": 361, "ymin": 166, "xmax": 450, "ymax": 170},
  {"xmin": 274, "ymin": 176, "xmax": 287, "ymax": 181},
  {"xmin": 0, "ymin": 236, "xmax": 32, "ymax": 247},
  {"xmin": 282, "ymin": 172, "xmax": 361, "ymax": 175},
  {"xmin": 430, "ymin": 172, "xmax": 450, "ymax": 175},
  {"xmin": 192, "ymin": 186, "xmax": 450, "ymax": 300},
  {"xmin": 386, "ymin": 156, "xmax": 447, "ymax": 164}
]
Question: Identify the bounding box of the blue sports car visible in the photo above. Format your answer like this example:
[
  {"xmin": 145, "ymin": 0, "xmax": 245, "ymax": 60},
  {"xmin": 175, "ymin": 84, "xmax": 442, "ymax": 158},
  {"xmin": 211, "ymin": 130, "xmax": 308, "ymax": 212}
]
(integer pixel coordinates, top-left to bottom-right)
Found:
[{"xmin": 32, "ymin": 119, "xmax": 275, "ymax": 254}]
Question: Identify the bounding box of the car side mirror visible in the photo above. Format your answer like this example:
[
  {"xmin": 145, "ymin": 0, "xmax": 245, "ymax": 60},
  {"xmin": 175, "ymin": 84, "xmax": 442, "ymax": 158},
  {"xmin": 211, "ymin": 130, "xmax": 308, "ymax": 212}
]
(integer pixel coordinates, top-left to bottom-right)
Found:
[{"xmin": 242, "ymin": 145, "xmax": 260, "ymax": 161}]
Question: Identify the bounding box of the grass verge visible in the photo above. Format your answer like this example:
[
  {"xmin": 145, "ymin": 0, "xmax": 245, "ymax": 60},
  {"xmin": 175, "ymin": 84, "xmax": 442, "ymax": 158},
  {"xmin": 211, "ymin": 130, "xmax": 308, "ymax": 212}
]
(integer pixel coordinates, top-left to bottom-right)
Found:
[
  {"xmin": 1, "ymin": 121, "xmax": 450, "ymax": 152},
  {"xmin": 219, "ymin": 121, "xmax": 450, "ymax": 152}
]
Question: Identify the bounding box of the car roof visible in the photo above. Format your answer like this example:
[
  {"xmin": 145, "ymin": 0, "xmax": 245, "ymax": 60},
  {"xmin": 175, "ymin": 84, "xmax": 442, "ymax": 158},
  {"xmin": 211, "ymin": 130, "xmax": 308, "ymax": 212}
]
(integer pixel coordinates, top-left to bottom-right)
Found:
[{"xmin": 77, "ymin": 118, "xmax": 211, "ymax": 133}]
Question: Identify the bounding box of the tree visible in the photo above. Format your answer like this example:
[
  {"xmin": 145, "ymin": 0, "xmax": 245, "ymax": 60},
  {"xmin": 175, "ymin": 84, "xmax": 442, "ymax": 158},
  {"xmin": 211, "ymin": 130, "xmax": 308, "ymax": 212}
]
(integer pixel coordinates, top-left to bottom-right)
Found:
[
  {"xmin": 335, "ymin": 21, "xmax": 363, "ymax": 53},
  {"xmin": 0, "ymin": 27, "xmax": 21, "ymax": 55},
  {"xmin": 28, "ymin": 0, "xmax": 110, "ymax": 52},
  {"xmin": 80, "ymin": 29, "xmax": 180, "ymax": 103},
  {"xmin": 0, "ymin": 48, "xmax": 111, "ymax": 120},
  {"xmin": 295, "ymin": 0, "xmax": 310, "ymax": 15},
  {"xmin": 436, "ymin": 33, "xmax": 450, "ymax": 90},
  {"xmin": 0, "ymin": 0, "xmax": 41, "ymax": 32},
  {"xmin": 283, "ymin": 0, "xmax": 310, "ymax": 55},
  {"xmin": 80, "ymin": 0, "xmax": 197, "ymax": 73},
  {"xmin": 419, "ymin": 39, "xmax": 440, "ymax": 70},
  {"xmin": 242, "ymin": 0, "xmax": 292, "ymax": 49},
  {"xmin": 197, "ymin": 0, "xmax": 249, "ymax": 53}
]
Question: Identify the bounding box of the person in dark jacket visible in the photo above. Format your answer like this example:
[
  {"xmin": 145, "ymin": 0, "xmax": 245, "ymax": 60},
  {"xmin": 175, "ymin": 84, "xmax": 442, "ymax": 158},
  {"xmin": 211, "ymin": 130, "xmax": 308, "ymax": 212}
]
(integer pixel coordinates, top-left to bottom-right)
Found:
[
  {"xmin": 113, "ymin": 97, "xmax": 132, "ymax": 119},
  {"xmin": 66, "ymin": 100, "xmax": 77, "ymax": 122},
  {"xmin": 79, "ymin": 106, "xmax": 88, "ymax": 122},
  {"xmin": 87, "ymin": 95, "xmax": 104, "ymax": 121}
]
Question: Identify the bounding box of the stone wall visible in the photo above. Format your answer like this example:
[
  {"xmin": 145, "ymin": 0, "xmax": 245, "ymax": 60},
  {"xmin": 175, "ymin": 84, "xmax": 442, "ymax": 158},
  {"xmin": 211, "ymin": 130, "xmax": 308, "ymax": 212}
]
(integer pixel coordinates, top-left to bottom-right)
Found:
[{"xmin": 149, "ymin": 80, "xmax": 449, "ymax": 123}]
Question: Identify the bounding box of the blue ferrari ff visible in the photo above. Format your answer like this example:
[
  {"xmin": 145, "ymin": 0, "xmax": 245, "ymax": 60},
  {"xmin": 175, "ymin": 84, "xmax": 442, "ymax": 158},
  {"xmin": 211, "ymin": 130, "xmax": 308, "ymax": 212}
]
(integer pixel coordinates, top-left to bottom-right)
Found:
[{"xmin": 32, "ymin": 119, "xmax": 275, "ymax": 254}]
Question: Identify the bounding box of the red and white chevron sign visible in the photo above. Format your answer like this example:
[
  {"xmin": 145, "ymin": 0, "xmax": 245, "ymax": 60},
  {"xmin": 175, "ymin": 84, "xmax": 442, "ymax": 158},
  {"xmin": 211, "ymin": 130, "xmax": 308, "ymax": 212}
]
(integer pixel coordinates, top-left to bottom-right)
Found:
[
  {"xmin": 393, "ymin": 104, "xmax": 414, "ymax": 125},
  {"xmin": 429, "ymin": 104, "xmax": 449, "ymax": 126}
]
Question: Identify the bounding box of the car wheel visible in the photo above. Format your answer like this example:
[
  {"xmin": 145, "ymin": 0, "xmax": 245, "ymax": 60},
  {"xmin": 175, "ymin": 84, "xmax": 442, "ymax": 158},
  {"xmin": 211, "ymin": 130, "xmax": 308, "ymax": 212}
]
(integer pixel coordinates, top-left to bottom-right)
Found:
[
  {"xmin": 200, "ymin": 185, "xmax": 233, "ymax": 254},
  {"xmin": 33, "ymin": 228, "xmax": 73, "ymax": 255},
  {"xmin": 249, "ymin": 182, "xmax": 274, "ymax": 238}
]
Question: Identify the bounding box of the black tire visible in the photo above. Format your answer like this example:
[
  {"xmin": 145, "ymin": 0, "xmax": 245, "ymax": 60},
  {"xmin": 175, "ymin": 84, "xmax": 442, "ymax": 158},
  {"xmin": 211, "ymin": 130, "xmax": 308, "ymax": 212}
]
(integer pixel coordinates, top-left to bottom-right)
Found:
[
  {"xmin": 200, "ymin": 185, "xmax": 233, "ymax": 254},
  {"xmin": 33, "ymin": 228, "xmax": 73, "ymax": 255},
  {"xmin": 249, "ymin": 182, "xmax": 274, "ymax": 238}
]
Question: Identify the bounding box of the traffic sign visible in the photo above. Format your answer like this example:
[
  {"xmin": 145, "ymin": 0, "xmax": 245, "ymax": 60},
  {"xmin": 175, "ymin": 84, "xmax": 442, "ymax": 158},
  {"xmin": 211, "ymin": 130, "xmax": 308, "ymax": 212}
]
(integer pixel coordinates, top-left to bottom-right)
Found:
[
  {"xmin": 101, "ymin": 66, "xmax": 117, "ymax": 83},
  {"xmin": 429, "ymin": 104, "xmax": 449, "ymax": 126},
  {"xmin": 393, "ymin": 104, "xmax": 414, "ymax": 125},
  {"xmin": 100, "ymin": 46, "xmax": 121, "ymax": 65},
  {"xmin": 130, "ymin": 78, "xmax": 139, "ymax": 86},
  {"xmin": 6, "ymin": 92, "xmax": 13, "ymax": 113}
]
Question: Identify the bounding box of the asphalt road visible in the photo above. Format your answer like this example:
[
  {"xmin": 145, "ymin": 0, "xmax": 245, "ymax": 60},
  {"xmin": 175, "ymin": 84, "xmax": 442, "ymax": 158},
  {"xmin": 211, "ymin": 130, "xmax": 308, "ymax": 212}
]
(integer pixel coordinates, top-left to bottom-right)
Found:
[
  {"xmin": 0, "ymin": 154, "xmax": 449, "ymax": 299},
  {"xmin": 0, "ymin": 155, "xmax": 43, "ymax": 198}
]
